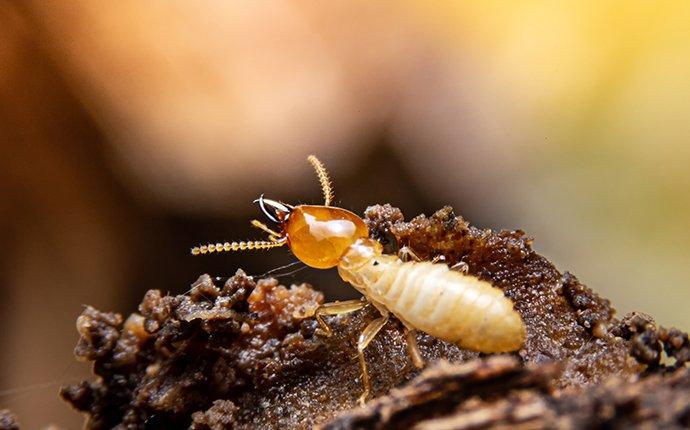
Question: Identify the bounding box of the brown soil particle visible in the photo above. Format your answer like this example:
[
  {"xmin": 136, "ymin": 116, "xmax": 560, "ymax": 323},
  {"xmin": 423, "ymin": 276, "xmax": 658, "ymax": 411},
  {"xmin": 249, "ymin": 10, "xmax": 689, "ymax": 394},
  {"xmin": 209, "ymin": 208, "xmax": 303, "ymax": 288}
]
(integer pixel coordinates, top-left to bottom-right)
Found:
[
  {"xmin": 612, "ymin": 311, "xmax": 690, "ymax": 368},
  {"xmin": 190, "ymin": 400, "xmax": 238, "ymax": 430},
  {"xmin": 61, "ymin": 205, "xmax": 689, "ymax": 429}
]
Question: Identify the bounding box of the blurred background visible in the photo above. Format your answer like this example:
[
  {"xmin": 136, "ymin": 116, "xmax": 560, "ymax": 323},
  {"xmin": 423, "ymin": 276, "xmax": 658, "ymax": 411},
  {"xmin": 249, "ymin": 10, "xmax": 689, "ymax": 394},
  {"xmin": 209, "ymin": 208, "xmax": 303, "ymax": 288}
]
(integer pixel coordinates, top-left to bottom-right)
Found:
[{"xmin": 1, "ymin": 1, "xmax": 689, "ymax": 427}]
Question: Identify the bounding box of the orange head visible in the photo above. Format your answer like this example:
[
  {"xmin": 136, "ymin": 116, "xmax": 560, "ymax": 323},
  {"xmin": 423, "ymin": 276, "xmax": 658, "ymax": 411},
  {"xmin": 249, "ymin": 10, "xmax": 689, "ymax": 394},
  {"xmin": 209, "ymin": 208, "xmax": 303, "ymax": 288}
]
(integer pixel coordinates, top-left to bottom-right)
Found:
[{"xmin": 191, "ymin": 155, "xmax": 369, "ymax": 269}]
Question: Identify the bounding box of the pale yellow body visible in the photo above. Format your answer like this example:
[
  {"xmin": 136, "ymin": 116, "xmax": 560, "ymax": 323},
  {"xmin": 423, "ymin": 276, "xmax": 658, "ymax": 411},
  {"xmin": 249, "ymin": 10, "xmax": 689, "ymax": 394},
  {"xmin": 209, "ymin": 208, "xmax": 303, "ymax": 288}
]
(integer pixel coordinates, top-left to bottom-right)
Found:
[{"xmin": 338, "ymin": 239, "xmax": 525, "ymax": 353}]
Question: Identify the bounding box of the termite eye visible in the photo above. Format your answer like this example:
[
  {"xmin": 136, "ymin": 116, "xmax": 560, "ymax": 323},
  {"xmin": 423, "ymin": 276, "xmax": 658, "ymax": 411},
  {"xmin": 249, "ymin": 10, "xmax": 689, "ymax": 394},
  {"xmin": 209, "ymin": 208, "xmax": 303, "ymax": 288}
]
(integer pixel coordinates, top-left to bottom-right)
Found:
[{"xmin": 285, "ymin": 205, "xmax": 369, "ymax": 269}]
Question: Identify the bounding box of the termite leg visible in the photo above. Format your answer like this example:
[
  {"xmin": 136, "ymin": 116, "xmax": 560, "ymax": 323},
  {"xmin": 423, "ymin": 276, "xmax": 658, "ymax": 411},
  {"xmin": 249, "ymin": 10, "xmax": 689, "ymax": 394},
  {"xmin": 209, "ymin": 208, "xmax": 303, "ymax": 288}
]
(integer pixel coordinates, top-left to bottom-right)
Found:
[
  {"xmin": 431, "ymin": 254, "xmax": 446, "ymax": 263},
  {"xmin": 250, "ymin": 219, "xmax": 283, "ymax": 241},
  {"xmin": 404, "ymin": 327, "xmax": 424, "ymax": 369},
  {"xmin": 314, "ymin": 299, "xmax": 369, "ymax": 337},
  {"xmin": 357, "ymin": 313, "xmax": 389, "ymax": 405},
  {"xmin": 450, "ymin": 261, "xmax": 469, "ymax": 274},
  {"xmin": 430, "ymin": 254, "xmax": 469, "ymax": 273},
  {"xmin": 398, "ymin": 246, "xmax": 422, "ymax": 262}
]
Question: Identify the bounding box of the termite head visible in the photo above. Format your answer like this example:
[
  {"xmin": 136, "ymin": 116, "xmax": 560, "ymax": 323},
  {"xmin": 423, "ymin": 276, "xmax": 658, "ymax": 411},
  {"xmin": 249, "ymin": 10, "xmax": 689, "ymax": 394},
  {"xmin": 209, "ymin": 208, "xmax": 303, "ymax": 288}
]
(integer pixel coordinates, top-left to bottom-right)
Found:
[
  {"xmin": 191, "ymin": 156, "xmax": 369, "ymax": 269},
  {"xmin": 282, "ymin": 204, "xmax": 369, "ymax": 269}
]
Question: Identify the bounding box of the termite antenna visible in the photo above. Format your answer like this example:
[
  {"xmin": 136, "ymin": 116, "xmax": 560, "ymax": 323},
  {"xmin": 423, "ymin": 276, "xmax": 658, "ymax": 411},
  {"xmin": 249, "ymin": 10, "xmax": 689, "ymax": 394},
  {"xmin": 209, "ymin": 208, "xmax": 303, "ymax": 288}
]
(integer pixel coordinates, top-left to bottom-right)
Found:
[
  {"xmin": 191, "ymin": 239, "xmax": 286, "ymax": 255},
  {"xmin": 307, "ymin": 155, "xmax": 334, "ymax": 206}
]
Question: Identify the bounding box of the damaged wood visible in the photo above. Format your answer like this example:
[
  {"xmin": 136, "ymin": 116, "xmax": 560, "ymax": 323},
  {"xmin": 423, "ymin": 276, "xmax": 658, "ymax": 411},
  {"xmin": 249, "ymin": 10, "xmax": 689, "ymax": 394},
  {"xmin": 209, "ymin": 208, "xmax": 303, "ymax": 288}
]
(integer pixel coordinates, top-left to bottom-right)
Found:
[{"xmin": 321, "ymin": 356, "xmax": 690, "ymax": 430}]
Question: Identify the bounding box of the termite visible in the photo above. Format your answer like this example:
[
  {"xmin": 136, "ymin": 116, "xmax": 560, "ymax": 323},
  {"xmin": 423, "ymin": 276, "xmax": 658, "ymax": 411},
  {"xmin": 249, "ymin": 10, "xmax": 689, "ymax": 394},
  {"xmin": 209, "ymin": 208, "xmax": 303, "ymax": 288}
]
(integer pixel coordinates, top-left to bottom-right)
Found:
[{"xmin": 192, "ymin": 155, "xmax": 526, "ymax": 403}]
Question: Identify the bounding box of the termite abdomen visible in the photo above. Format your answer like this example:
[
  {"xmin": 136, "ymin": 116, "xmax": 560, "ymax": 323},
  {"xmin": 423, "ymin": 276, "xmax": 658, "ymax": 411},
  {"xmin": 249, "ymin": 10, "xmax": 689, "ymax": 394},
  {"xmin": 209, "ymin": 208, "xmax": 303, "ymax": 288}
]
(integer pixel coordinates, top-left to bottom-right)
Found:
[{"xmin": 339, "ymin": 239, "xmax": 525, "ymax": 353}]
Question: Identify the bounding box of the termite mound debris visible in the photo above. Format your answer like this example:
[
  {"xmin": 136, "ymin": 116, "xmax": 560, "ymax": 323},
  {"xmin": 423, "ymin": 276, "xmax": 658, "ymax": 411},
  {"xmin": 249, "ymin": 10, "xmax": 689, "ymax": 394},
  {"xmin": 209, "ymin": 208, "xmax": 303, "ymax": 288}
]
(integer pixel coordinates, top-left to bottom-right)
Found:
[
  {"xmin": 60, "ymin": 205, "xmax": 690, "ymax": 429},
  {"xmin": 322, "ymin": 355, "xmax": 690, "ymax": 430}
]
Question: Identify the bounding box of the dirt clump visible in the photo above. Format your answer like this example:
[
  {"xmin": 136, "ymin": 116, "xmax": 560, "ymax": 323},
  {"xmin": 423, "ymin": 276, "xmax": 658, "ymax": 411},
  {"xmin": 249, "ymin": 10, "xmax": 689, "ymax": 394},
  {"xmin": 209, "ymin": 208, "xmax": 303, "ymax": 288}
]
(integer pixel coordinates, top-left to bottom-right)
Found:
[
  {"xmin": 322, "ymin": 356, "xmax": 690, "ymax": 430},
  {"xmin": 61, "ymin": 205, "xmax": 688, "ymax": 429}
]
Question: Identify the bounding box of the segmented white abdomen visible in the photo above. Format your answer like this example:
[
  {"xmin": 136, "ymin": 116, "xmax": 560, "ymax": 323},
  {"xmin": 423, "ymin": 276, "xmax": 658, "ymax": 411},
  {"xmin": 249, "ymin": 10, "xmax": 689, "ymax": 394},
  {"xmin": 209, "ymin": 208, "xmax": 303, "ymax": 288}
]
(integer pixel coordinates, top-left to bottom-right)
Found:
[{"xmin": 338, "ymin": 239, "xmax": 525, "ymax": 353}]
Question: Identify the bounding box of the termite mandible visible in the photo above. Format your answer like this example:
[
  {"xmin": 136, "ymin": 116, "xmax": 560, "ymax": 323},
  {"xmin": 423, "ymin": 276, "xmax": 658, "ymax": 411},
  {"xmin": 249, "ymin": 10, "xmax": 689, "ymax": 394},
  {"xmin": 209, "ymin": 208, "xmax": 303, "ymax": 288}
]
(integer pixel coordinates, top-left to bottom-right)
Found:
[{"xmin": 192, "ymin": 155, "xmax": 526, "ymax": 404}]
